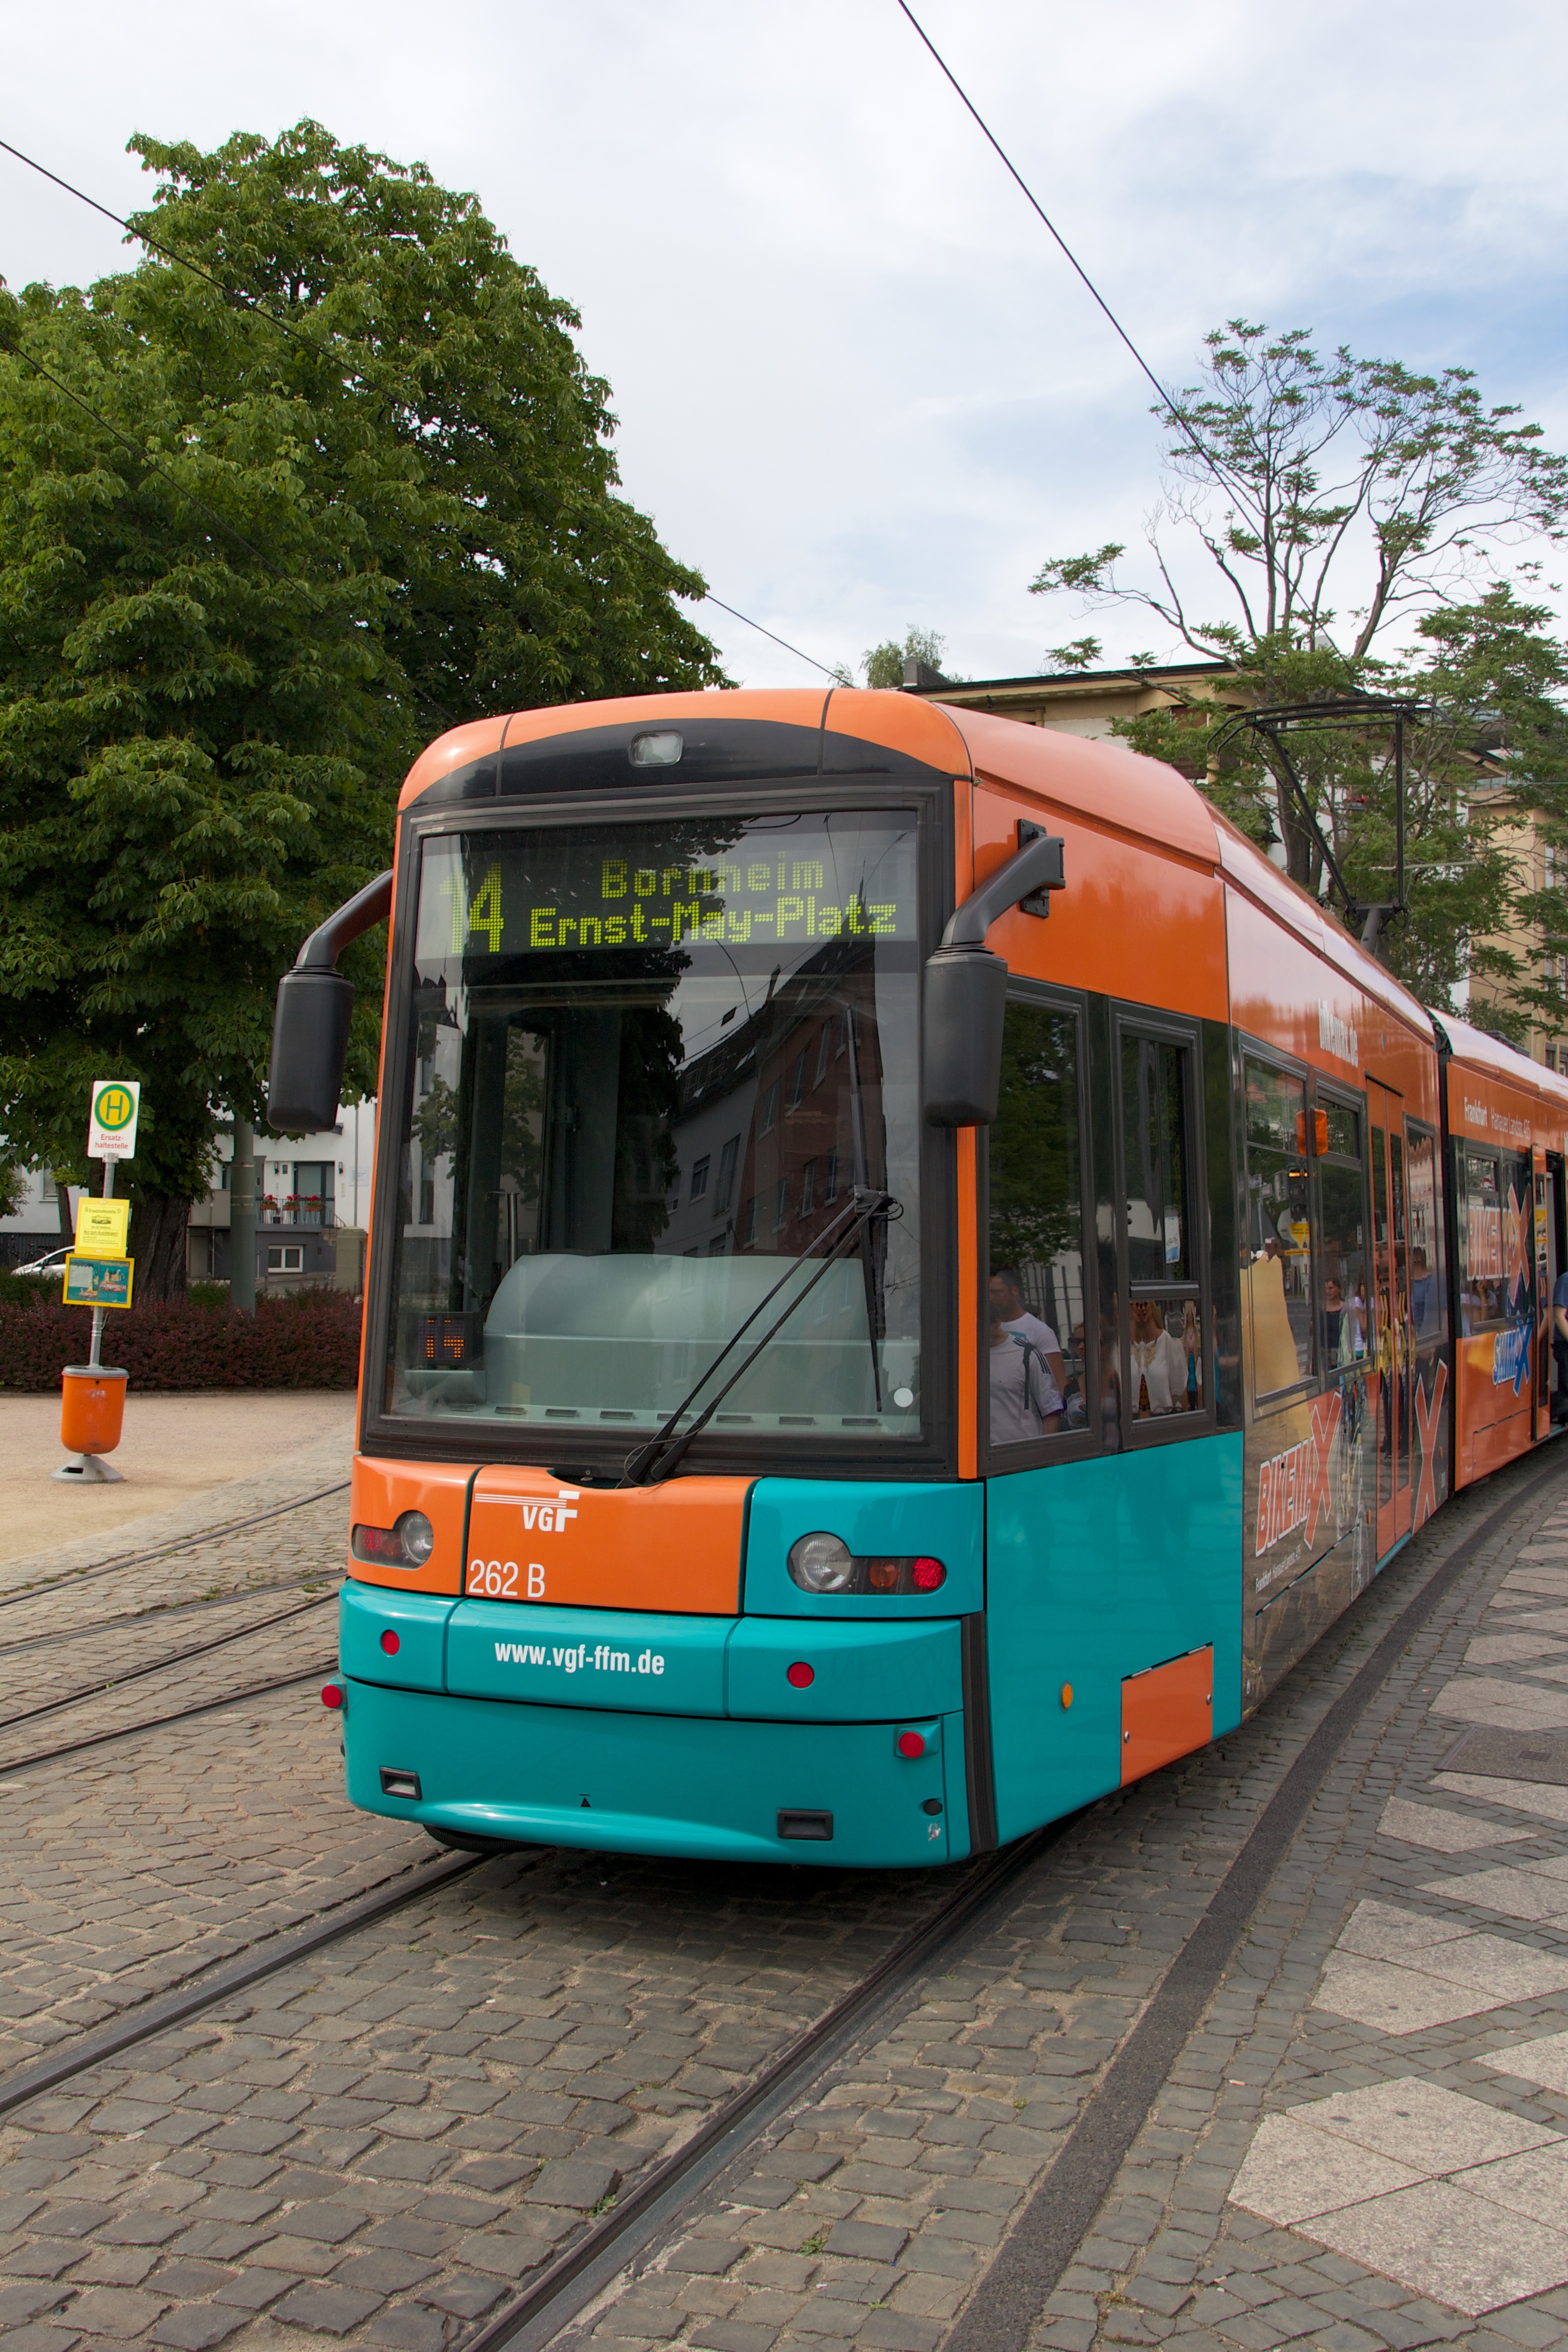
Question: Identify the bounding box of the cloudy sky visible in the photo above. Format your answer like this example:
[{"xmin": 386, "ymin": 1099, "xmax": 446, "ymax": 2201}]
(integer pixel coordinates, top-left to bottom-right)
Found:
[{"xmin": 4, "ymin": 0, "xmax": 1565, "ymax": 687}]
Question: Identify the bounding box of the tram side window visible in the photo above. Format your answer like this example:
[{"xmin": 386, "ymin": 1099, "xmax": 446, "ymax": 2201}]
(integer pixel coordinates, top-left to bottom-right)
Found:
[
  {"xmin": 1242, "ymin": 1058, "xmax": 1313, "ymax": 1395},
  {"xmin": 1460, "ymin": 1147, "xmax": 1529, "ymax": 1334},
  {"xmin": 1317, "ymin": 1101, "xmax": 1369, "ymax": 1374},
  {"xmin": 1122, "ymin": 1033, "xmax": 1204, "ymax": 1422},
  {"xmin": 986, "ymin": 1000, "xmax": 1089, "ymax": 1450},
  {"xmin": 1405, "ymin": 1122, "xmax": 1446, "ymax": 1344}
]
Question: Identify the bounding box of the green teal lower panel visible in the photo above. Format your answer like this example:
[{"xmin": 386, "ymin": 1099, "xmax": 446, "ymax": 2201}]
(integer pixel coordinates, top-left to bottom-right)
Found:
[
  {"xmin": 985, "ymin": 1432, "xmax": 1245, "ymax": 1846},
  {"xmin": 343, "ymin": 1679, "xmax": 971, "ymax": 1868}
]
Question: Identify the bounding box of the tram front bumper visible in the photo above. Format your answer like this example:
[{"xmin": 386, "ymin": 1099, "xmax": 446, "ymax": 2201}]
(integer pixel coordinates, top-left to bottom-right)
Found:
[{"xmin": 338, "ymin": 1678, "xmax": 967, "ymax": 1867}]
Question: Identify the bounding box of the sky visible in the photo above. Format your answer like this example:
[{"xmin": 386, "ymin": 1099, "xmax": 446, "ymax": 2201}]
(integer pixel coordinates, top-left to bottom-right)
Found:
[{"xmin": 4, "ymin": 0, "xmax": 1566, "ymax": 689}]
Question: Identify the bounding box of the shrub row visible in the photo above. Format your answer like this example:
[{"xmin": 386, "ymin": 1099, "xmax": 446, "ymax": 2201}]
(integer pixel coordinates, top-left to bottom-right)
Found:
[{"xmin": 0, "ymin": 1289, "xmax": 363, "ymax": 1391}]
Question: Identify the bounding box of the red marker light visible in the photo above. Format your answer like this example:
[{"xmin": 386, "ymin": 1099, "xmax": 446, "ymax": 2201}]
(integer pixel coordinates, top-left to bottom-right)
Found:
[
  {"xmin": 897, "ymin": 1730, "xmax": 926, "ymax": 1759},
  {"xmin": 786, "ymin": 1661, "xmax": 815, "ymax": 1689},
  {"xmin": 321, "ymin": 1683, "xmax": 345, "ymax": 1710},
  {"xmin": 380, "ymin": 1630, "xmax": 401, "ymax": 1655},
  {"xmin": 912, "ymin": 1557, "xmax": 946, "ymax": 1592}
]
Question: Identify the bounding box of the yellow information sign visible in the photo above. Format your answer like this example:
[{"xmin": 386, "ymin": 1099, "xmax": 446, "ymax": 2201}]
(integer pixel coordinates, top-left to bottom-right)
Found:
[
  {"xmin": 63, "ymin": 1255, "xmax": 134, "ymax": 1308},
  {"xmin": 74, "ymin": 1198, "xmax": 131, "ymax": 1259}
]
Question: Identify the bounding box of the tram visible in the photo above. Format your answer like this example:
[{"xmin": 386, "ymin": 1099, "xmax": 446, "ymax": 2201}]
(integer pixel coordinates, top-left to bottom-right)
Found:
[{"xmin": 270, "ymin": 689, "xmax": 1568, "ymax": 1867}]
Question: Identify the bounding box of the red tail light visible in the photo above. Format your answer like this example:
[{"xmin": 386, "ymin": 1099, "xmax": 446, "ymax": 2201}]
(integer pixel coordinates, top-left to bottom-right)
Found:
[
  {"xmin": 786, "ymin": 1661, "xmax": 815, "ymax": 1688},
  {"xmin": 321, "ymin": 1683, "xmax": 345, "ymax": 1710},
  {"xmin": 380, "ymin": 1630, "xmax": 401, "ymax": 1655},
  {"xmin": 897, "ymin": 1730, "xmax": 926, "ymax": 1759},
  {"xmin": 787, "ymin": 1536, "xmax": 948, "ymax": 1597}
]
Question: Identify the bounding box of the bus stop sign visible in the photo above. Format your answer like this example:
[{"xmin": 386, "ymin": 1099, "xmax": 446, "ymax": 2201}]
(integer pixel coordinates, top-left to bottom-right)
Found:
[{"xmin": 88, "ymin": 1080, "xmax": 140, "ymax": 1161}]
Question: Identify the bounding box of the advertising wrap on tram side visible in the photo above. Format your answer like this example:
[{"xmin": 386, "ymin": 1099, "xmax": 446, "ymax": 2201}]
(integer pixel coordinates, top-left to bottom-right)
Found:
[{"xmin": 1443, "ymin": 1032, "xmax": 1568, "ymax": 1485}]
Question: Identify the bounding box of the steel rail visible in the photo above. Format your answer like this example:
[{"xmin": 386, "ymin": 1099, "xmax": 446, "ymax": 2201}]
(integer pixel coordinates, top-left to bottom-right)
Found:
[
  {"xmin": 0, "ymin": 1568, "xmax": 342, "ymax": 1660},
  {"xmin": 0, "ymin": 1849, "xmax": 490, "ymax": 2120},
  {"xmin": 480, "ymin": 1448, "xmax": 1568, "ymax": 2352},
  {"xmin": 0, "ymin": 1590, "xmax": 339, "ymax": 1733},
  {"xmin": 0, "ymin": 1443, "xmax": 1557, "ymax": 2352},
  {"xmin": 0, "ymin": 1478, "xmax": 350, "ymax": 1610},
  {"xmin": 0, "ymin": 1662, "xmax": 334, "ymax": 1778}
]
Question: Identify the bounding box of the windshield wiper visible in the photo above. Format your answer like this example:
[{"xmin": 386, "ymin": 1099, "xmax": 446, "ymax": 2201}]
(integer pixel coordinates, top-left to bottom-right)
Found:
[{"xmin": 619, "ymin": 1187, "xmax": 901, "ymax": 1487}]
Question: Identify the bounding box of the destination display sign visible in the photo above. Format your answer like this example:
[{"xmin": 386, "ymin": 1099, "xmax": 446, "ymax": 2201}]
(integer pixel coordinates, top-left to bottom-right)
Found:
[{"xmin": 416, "ymin": 818, "xmax": 917, "ymax": 968}]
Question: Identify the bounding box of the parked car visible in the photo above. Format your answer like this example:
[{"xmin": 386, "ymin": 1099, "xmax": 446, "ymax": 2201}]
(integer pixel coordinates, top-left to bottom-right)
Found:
[{"xmin": 14, "ymin": 1245, "xmax": 73, "ymax": 1278}]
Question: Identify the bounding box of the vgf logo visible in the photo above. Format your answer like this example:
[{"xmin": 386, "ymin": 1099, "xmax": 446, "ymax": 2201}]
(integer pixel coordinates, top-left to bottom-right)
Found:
[{"xmin": 468, "ymin": 1487, "xmax": 579, "ymax": 1599}]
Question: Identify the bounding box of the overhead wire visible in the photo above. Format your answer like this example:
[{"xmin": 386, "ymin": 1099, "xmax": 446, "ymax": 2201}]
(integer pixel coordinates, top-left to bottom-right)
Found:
[
  {"xmin": 0, "ymin": 135, "xmax": 845, "ymax": 685},
  {"xmin": 892, "ymin": 0, "xmax": 1209, "ymax": 462}
]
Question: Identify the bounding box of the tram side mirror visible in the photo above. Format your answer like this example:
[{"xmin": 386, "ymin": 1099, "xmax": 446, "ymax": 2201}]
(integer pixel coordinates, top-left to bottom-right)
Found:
[
  {"xmin": 267, "ymin": 967, "xmax": 355, "ymax": 1134},
  {"xmin": 265, "ymin": 869, "xmax": 394, "ymax": 1134},
  {"xmin": 922, "ymin": 828, "xmax": 1065, "ymax": 1127},
  {"xmin": 923, "ymin": 948, "xmax": 1009, "ymax": 1127}
]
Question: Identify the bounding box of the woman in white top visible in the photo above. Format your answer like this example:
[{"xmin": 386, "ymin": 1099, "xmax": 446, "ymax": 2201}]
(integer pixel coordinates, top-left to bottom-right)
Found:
[{"xmin": 1130, "ymin": 1298, "xmax": 1189, "ymax": 1416}]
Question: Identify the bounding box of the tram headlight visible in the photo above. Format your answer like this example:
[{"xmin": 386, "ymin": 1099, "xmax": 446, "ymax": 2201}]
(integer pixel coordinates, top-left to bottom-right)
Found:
[
  {"xmin": 789, "ymin": 1532, "xmax": 856, "ymax": 1592},
  {"xmin": 785, "ymin": 1535, "xmax": 947, "ymax": 1596},
  {"xmin": 397, "ymin": 1510, "xmax": 436, "ymax": 1566},
  {"xmin": 352, "ymin": 1510, "xmax": 436, "ymax": 1570}
]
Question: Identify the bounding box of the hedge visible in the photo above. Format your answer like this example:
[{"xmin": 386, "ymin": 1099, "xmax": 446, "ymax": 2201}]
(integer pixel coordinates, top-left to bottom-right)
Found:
[{"xmin": 0, "ymin": 1289, "xmax": 363, "ymax": 1391}]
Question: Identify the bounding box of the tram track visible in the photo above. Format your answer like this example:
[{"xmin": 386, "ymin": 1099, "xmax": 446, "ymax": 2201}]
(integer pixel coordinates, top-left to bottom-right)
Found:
[
  {"xmin": 3, "ymin": 1449, "xmax": 1559, "ymax": 2352},
  {"xmin": 489, "ymin": 1454, "xmax": 1568, "ymax": 2352},
  {"xmin": 0, "ymin": 1588, "xmax": 339, "ymax": 1735},
  {"xmin": 0, "ymin": 1562, "xmax": 339, "ymax": 1658},
  {"xmin": 0, "ymin": 1475, "xmax": 351, "ymax": 1609},
  {"xmin": 0, "ymin": 1659, "xmax": 336, "ymax": 1777}
]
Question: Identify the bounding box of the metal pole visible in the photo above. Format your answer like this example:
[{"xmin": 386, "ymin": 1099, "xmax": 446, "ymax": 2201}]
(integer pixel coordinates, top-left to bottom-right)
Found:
[
  {"xmin": 230, "ymin": 1116, "xmax": 257, "ymax": 1313},
  {"xmin": 1394, "ymin": 717, "xmax": 1406, "ymax": 913},
  {"xmin": 88, "ymin": 1156, "xmax": 113, "ymax": 1372}
]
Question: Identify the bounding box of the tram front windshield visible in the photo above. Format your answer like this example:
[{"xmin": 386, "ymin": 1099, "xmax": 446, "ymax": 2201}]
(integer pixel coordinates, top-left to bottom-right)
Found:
[{"xmin": 382, "ymin": 811, "xmax": 922, "ymax": 1447}]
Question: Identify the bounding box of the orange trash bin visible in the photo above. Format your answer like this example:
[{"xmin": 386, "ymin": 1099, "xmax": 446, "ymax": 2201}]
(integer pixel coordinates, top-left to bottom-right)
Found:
[{"xmin": 60, "ymin": 1365, "xmax": 128, "ymax": 1456}]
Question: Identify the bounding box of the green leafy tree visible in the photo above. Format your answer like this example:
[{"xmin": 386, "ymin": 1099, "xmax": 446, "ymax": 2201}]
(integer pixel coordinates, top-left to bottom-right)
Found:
[
  {"xmin": 1029, "ymin": 323, "xmax": 1568, "ymax": 1013},
  {"xmin": 863, "ymin": 625, "xmax": 955, "ymax": 690},
  {"xmin": 0, "ymin": 122, "xmax": 723, "ymax": 1296}
]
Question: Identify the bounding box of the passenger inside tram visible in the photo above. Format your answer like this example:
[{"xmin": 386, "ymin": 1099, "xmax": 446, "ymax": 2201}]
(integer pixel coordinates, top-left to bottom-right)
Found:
[{"xmin": 1130, "ymin": 1296, "xmax": 1189, "ymax": 1416}]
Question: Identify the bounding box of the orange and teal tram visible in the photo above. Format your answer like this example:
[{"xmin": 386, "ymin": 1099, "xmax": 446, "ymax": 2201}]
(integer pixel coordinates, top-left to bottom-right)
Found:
[{"xmin": 269, "ymin": 690, "xmax": 1568, "ymax": 1867}]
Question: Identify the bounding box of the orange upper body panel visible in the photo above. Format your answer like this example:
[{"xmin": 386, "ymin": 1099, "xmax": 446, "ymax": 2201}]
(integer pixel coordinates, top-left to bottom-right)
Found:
[
  {"xmin": 396, "ymin": 689, "xmax": 977, "ymax": 814},
  {"xmin": 397, "ymin": 717, "xmax": 510, "ymax": 813},
  {"xmin": 945, "ymin": 704, "xmax": 1221, "ymax": 867},
  {"xmin": 972, "ymin": 783, "xmax": 1227, "ymax": 1023},
  {"xmin": 467, "ymin": 1465, "xmax": 752, "ymax": 1615},
  {"xmin": 1443, "ymin": 1011, "xmax": 1568, "ymax": 1153},
  {"xmin": 348, "ymin": 1455, "xmax": 476, "ymax": 1596}
]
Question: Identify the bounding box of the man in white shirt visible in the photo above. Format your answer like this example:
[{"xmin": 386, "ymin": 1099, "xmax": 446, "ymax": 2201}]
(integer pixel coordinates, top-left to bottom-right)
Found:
[{"xmin": 989, "ymin": 1272, "xmax": 1068, "ymax": 1422}]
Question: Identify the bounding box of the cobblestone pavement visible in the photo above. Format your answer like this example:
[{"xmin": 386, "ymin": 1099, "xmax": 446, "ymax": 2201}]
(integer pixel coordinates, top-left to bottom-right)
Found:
[
  {"xmin": 3, "ymin": 1454, "xmax": 1566, "ymax": 2352},
  {"xmin": 0, "ymin": 1421, "xmax": 352, "ymax": 1608},
  {"xmin": 551, "ymin": 1460, "xmax": 1568, "ymax": 2352},
  {"xmin": 0, "ymin": 1574, "xmax": 343, "ymax": 1735},
  {"xmin": 0, "ymin": 1490, "xmax": 352, "ymax": 1650},
  {"xmin": 0, "ymin": 1688, "xmax": 426, "ymax": 2073}
]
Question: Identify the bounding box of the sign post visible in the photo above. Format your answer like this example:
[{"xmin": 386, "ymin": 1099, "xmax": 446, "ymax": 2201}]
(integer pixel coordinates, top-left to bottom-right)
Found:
[
  {"xmin": 54, "ymin": 1081, "xmax": 140, "ymax": 1485},
  {"xmin": 82, "ymin": 1082, "xmax": 139, "ymax": 1375}
]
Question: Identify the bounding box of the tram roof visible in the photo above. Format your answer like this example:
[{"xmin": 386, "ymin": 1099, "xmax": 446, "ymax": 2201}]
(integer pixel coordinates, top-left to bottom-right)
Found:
[
  {"xmin": 395, "ymin": 694, "xmax": 1568, "ymax": 1118},
  {"xmin": 1436, "ymin": 1009, "xmax": 1568, "ymax": 1107}
]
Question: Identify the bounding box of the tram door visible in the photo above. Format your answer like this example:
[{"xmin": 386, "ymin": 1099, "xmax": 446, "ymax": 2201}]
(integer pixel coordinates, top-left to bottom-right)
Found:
[{"xmin": 1368, "ymin": 1083, "xmax": 1411, "ymax": 1551}]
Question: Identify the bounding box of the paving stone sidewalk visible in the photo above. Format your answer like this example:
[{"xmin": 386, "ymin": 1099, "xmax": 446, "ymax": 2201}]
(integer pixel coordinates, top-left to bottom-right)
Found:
[
  {"xmin": 1, "ymin": 1453, "xmax": 1562, "ymax": 2352},
  {"xmin": 0, "ymin": 1435, "xmax": 352, "ymax": 1608},
  {"xmin": 0, "ymin": 1684, "xmax": 425, "ymax": 2073},
  {"xmin": 547, "ymin": 1460, "xmax": 1568, "ymax": 2352},
  {"xmin": 999, "ymin": 1475, "xmax": 1568, "ymax": 2352}
]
